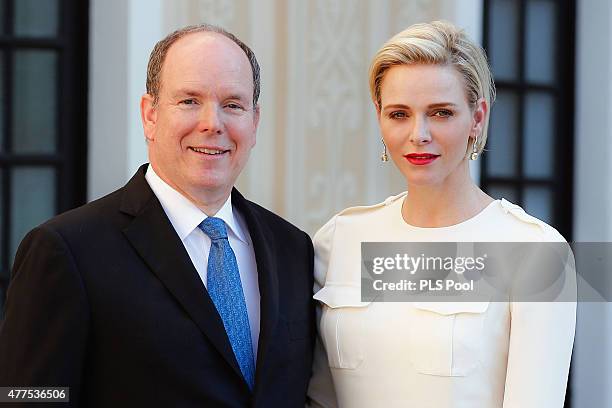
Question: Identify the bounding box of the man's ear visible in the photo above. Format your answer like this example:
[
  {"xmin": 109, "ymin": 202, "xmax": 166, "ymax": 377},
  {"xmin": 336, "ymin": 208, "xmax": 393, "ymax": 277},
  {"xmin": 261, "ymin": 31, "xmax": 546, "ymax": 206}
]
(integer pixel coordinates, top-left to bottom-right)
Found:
[
  {"xmin": 253, "ymin": 104, "xmax": 261, "ymax": 129},
  {"xmin": 141, "ymin": 94, "xmax": 157, "ymax": 142},
  {"xmin": 251, "ymin": 104, "xmax": 260, "ymax": 148}
]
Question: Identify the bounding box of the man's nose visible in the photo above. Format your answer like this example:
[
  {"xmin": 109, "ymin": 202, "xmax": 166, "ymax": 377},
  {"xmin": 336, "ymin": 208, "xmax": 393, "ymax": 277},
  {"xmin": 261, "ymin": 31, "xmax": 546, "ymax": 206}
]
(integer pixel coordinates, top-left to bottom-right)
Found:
[
  {"xmin": 409, "ymin": 115, "xmax": 431, "ymax": 145},
  {"xmin": 197, "ymin": 103, "xmax": 222, "ymax": 134}
]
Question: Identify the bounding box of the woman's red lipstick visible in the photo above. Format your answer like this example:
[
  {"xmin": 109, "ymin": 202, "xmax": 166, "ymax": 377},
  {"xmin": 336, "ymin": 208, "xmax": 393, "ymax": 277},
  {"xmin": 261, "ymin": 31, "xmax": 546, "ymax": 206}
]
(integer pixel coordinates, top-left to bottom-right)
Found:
[{"xmin": 404, "ymin": 153, "xmax": 440, "ymax": 165}]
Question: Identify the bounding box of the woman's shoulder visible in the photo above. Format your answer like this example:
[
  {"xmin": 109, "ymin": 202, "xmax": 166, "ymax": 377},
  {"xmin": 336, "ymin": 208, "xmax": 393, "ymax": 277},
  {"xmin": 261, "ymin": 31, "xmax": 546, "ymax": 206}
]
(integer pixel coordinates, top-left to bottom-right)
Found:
[
  {"xmin": 313, "ymin": 192, "xmax": 406, "ymax": 243},
  {"xmin": 312, "ymin": 193, "xmax": 406, "ymax": 294},
  {"xmin": 333, "ymin": 191, "xmax": 405, "ymax": 219},
  {"xmin": 490, "ymin": 198, "xmax": 566, "ymax": 242}
]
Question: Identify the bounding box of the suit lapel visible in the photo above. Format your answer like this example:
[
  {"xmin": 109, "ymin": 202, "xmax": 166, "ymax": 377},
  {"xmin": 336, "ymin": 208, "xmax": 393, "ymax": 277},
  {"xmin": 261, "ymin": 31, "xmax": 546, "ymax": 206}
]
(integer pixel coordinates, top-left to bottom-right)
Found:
[
  {"xmin": 119, "ymin": 165, "xmax": 244, "ymax": 382},
  {"xmin": 231, "ymin": 189, "xmax": 280, "ymax": 389}
]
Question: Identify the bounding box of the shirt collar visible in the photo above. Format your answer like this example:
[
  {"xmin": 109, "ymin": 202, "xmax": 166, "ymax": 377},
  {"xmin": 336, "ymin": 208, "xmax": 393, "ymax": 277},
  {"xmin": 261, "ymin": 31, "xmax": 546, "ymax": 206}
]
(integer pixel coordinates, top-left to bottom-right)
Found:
[{"xmin": 145, "ymin": 165, "xmax": 249, "ymax": 244}]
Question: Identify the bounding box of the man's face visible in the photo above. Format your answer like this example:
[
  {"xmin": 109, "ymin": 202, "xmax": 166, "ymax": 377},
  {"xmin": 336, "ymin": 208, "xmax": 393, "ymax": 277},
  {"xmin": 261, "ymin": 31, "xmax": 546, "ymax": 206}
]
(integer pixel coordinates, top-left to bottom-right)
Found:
[{"xmin": 141, "ymin": 32, "xmax": 259, "ymax": 203}]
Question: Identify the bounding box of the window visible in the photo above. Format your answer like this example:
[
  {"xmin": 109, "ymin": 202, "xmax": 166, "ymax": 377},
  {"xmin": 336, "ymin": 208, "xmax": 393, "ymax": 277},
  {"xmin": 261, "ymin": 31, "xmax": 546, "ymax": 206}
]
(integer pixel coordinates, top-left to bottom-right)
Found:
[
  {"xmin": 483, "ymin": 2, "xmax": 576, "ymax": 406},
  {"xmin": 482, "ymin": 0, "xmax": 575, "ymax": 241},
  {"xmin": 0, "ymin": 0, "xmax": 89, "ymax": 319}
]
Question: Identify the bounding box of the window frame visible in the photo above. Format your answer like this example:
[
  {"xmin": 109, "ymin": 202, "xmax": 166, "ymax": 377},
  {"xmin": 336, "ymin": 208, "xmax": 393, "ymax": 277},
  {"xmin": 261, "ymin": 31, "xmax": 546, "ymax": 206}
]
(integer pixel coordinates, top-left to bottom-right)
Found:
[
  {"xmin": 0, "ymin": 0, "xmax": 89, "ymax": 317},
  {"xmin": 481, "ymin": 0, "xmax": 576, "ymax": 241}
]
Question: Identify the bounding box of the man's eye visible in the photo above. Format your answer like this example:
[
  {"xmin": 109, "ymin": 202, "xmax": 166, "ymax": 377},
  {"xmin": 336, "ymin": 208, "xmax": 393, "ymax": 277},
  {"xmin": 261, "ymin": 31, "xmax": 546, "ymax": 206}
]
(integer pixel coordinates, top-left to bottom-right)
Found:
[
  {"xmin": 225, "ymin": 103, "xmax": 244, "ymax": 110},
  {"xmin": 179, "ymin": 99, "xmax": 197, "ymax": 105},
  {"xmin": 433, "ymin": 109, "xmax": 453, "ymax": 117}
]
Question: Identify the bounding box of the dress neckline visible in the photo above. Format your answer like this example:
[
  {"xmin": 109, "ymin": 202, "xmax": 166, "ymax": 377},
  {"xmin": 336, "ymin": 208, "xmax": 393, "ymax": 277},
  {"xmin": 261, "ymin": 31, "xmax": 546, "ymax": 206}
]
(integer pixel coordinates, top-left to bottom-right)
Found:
[{"xmin": 395, "ymin": 197, "xmax": 500, "ymax": 231}]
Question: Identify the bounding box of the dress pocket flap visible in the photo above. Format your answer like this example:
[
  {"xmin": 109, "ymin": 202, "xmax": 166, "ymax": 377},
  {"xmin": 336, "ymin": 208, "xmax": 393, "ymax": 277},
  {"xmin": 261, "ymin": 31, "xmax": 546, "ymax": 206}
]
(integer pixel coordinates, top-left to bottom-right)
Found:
[
  {"xmin": 412, "ymin": 301, "xmax": 490, "ymax": 315},
  {"xmin": 314, "ymin": 283, "xmax": 371, "ymax": 308}
]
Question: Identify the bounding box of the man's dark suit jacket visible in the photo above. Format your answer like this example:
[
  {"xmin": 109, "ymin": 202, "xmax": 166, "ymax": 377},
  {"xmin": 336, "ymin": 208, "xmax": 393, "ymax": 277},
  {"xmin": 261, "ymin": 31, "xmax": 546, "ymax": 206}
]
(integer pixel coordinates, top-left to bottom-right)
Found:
[{"xmin": 0, "ymin": 164, "xmax": 316, "ymax": 407}]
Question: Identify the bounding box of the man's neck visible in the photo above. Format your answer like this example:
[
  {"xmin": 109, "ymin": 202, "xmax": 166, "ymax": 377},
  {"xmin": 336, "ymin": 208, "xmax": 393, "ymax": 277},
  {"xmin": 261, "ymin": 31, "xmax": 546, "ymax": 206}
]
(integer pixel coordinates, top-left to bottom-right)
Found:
[
  {"xmin": 149, "ymin": 164, "xmax": 232, "ymax": 216},
  {"xmin": 188, "ymin": 190, "xmax": 231, "ymax": 216}
]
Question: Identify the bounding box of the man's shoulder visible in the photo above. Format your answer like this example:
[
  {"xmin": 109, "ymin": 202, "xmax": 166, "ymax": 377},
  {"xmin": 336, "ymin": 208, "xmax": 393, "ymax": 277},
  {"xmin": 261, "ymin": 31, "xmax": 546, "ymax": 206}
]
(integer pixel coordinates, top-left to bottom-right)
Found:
[
  {"xmin": 43, "ymin": 185, "xmax": 129, "ymax": 235},
  {"xmin": 44, "ymin": 166, "xmax": 152, "ymax": 234},
  {"xmin": 240, "ymin": 197, "xmax": 309, "ymax": 241}
]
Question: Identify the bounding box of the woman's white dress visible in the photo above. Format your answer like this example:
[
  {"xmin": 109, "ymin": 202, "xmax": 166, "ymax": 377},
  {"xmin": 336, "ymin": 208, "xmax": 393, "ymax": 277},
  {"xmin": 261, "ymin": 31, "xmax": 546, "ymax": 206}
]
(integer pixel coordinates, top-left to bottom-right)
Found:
[{"xmin": 307, "ymin": 193, "xmax": 576, "ymax": 408}]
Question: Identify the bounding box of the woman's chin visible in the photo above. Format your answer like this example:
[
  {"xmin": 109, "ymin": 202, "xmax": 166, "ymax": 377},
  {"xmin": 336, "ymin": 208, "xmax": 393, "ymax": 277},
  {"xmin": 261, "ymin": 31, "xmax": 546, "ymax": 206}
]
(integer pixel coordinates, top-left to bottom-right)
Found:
[{"xmin": 403, "ymin": 174, "xmax": 444, "ymax": 188}]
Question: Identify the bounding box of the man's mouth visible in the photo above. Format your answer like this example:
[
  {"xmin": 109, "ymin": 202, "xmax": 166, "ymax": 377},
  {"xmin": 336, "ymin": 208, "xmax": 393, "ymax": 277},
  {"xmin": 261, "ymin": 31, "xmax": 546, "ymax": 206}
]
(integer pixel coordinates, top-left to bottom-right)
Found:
[{"xmin": 189, "ymin": 147, "xmax": 229, "ymax": 155}]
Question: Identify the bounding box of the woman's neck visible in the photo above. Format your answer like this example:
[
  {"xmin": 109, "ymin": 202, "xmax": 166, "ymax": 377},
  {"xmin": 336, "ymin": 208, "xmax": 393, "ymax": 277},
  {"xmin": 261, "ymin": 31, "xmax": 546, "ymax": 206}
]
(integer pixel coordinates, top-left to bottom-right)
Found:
[{"xmin": 402, "ymin": 174, "xmax": 493, "ymax": 228}]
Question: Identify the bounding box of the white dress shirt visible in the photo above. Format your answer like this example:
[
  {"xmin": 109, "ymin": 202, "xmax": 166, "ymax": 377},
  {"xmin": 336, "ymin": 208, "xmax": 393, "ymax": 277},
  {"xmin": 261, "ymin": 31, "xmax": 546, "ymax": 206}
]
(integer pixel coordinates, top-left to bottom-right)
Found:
[{"xmin": 145, "ymin": 166, "xmax": 260, "ymax": 359}]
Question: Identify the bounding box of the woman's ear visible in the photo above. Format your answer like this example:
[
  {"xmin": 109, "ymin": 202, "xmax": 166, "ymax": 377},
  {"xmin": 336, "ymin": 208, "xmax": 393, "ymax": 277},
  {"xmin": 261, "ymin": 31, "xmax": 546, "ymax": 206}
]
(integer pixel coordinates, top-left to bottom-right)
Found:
[
  {"xmin": 375, "ymin": 100, "xmax": 382, "ymax": 122},
  {"xmin": 471, "ymin": 97, "xmax": 488, "ymax": 140}
]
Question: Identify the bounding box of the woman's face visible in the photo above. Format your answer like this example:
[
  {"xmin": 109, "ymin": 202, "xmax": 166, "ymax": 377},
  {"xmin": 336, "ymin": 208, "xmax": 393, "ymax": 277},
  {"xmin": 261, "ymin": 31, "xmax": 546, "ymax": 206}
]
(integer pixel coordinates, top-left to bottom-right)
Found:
[{"xmin": 377, "ymin": 64, "xmax": 486, "ymax": 188}]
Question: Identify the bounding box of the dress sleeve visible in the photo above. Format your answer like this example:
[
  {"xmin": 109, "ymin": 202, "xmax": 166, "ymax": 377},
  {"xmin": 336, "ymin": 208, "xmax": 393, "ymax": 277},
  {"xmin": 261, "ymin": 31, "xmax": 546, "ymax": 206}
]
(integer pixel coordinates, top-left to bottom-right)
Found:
[
  {"xmin": 502, "ymin": 227, "xmax": 577, "ymax": 408},
  {"xmin": 306, "ymin": 216, "xmax": 339, "ymax": 408}
]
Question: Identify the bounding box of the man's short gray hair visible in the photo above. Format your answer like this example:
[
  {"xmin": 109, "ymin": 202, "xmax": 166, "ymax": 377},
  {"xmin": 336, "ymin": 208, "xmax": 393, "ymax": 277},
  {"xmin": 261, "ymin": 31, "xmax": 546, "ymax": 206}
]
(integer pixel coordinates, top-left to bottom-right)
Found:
[{"xmin": 146, "ymin": 24, "xmax": 261, "ymax": 107}]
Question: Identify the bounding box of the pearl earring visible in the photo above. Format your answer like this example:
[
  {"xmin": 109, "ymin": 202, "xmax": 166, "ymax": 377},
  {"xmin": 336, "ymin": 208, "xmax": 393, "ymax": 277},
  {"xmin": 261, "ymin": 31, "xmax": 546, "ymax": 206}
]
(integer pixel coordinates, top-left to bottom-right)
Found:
[
  {"xmin": 470, "ymin": 135, "xmax": 479, "ymax": 161},
  {"xmin": 380, "ymin": 139, "xmax": 389, "ymax": 162}
]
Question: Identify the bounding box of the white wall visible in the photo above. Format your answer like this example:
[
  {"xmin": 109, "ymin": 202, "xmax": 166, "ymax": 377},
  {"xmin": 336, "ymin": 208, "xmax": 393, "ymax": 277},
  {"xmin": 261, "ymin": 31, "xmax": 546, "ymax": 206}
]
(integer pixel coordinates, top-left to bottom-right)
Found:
[
  {"xmin": 573, "ymin": 0, "xmax": 612, "ymax": 406},
  {"xmin": 453, "ymin": 0, "xmax": 484, "ymax": 184},
  {"xmin": 88, "ymin": 0, "xmax": 162, "ymax": 201},
  {"xmin": 88, "ymin": 0, "xmax": 129, "ymax": 200}
]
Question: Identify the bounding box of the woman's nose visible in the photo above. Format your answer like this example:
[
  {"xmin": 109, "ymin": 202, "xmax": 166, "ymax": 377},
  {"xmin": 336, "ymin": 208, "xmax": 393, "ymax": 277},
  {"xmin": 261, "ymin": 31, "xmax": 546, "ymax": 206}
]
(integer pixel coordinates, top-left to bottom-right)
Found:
[{"xmin": 409, "ymin": 116, "xmax": 431, "ymax": 145}]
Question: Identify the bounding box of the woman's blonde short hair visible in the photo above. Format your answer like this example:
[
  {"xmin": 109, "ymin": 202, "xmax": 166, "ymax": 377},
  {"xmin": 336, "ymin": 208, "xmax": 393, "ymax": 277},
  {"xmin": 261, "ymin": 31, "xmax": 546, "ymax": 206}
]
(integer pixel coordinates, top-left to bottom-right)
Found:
[{"xmin": 369, "ymin": 20, "xmax": 496, "ymax": 153}]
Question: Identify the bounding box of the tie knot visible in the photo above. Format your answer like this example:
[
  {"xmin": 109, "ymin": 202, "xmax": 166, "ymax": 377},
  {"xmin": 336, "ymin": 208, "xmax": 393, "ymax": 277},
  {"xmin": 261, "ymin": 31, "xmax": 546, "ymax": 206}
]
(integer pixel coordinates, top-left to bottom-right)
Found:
[{"xmin": 198, "ymin": 217, "xmax": 228, "ymax": 240}]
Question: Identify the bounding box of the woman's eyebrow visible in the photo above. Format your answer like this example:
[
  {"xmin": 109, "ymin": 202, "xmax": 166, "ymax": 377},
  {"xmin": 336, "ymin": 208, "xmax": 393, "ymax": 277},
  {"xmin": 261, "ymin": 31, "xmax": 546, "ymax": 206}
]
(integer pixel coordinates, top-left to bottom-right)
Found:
[
  {"xmin": 382, "ymin": 102, "xmax": 458, "ymax": 110},
  {"xmin": 382, "ymin": 103, "xmax": 410, "ymax": 110},
  {"xmin": 428, "ymin": 102, "xmax": 458, "ymax": 108}
]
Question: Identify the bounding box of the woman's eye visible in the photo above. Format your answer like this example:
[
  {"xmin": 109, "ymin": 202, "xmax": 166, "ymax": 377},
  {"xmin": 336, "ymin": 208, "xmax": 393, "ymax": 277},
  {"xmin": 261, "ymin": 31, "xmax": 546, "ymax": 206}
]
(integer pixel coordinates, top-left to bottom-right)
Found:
[{"xmin": 389, "ymin": 111, "xmax": 407, "ymax": 119}]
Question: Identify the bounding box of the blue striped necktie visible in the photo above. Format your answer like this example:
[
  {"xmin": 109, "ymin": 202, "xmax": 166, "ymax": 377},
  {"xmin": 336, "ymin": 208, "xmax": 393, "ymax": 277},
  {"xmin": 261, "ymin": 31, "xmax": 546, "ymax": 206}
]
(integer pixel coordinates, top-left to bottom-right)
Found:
[{"xmin": 199, "ymin": 217, "xmax": 255, "ymax": 389}]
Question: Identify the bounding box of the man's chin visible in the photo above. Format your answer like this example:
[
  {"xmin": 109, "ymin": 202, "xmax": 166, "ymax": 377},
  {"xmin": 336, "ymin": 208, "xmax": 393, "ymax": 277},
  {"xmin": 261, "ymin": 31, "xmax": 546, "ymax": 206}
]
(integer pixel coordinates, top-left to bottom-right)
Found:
[{"xmin": 191, "ymin": 178, "xmax": 233, "ymax": 195}]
